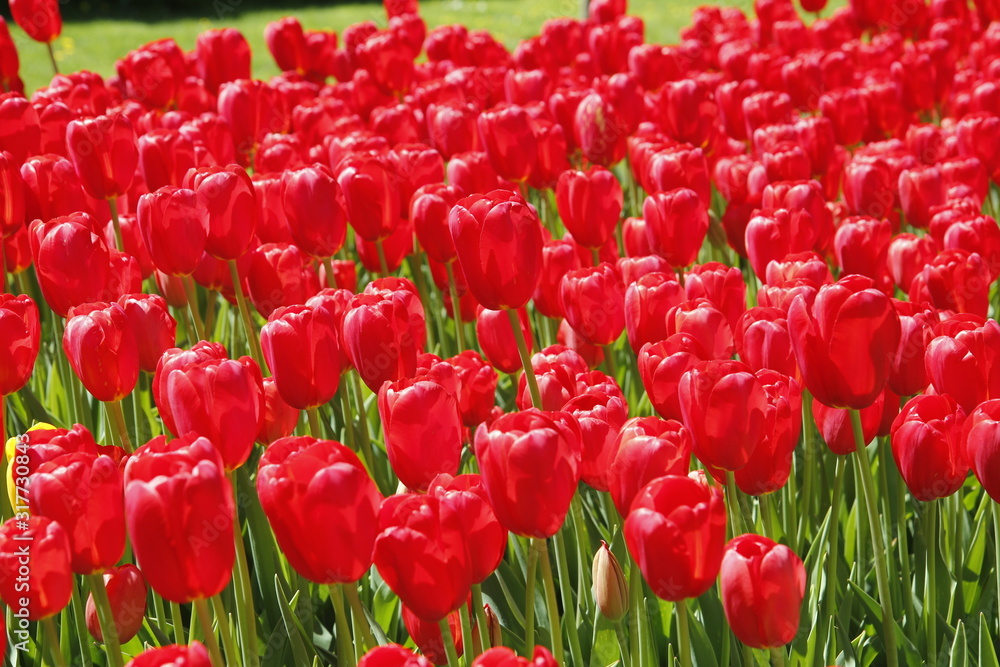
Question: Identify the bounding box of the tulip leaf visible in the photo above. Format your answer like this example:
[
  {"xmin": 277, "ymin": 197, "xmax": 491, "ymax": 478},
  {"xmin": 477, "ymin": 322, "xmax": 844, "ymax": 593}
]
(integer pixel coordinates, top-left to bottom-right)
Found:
[
  {"xmin": 684, "ymin": 604, "xmax": 719, "ymax": 667},
  {"xmin": 240, "ymin": 466, "xmax": 282, "ymax": 629},
  {"xmin": 588, "ymin": 614, "xmax": 619, "ymax": 667},
  {"xmin": 274, "ymin": 575, "xmax": 315, "ymax": 667},
  {"xmin": 962, "ymin": 493, "xmax": 992, "ymax": 615},
  {"xmin": 949, "ymin": 620, "xmax": 967, "ymax": 667},
  {"xmin": 846, "ymin": 579, "xmax": 882, "ymax": 626},
  {"xmin": 978, "ymin": 613, "xmax": 999, "ymax": 667}
]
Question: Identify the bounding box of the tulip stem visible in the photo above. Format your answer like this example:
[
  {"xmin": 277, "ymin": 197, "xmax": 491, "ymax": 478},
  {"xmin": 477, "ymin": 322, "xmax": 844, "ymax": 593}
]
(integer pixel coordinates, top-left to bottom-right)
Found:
[
  {"xmin": 676, "ymin": 598, "xmax": 692, "ymax": 667},
  {"xmin": 445, "ymin": 261, "xmax": 465, "ymax": 353},
  {"xmin": 41, "ymin": 616, "xmax": 67, "ymax": 667},
  {"xmin": 106, "ymin": 399, "xmax": 133, "ymax": 453},
  {"xmin": 376, "ymin": 239, "xmax": 390, "ymax": 276},
  {"xmin": 329, "ymin": 584, "xmax": 356, "ymax": 667},
  {"xmin": 193, "ymin": 598, "xmax": 225, "ymax": 667},
  {"xmin": 926, "ymin": 499, "xmax": 938, "ymax": 663},
  {"xmin": 471, "ymin": 584, "xmax": 492, "ymax": 649},
  {"xmin": 182, "ymin": 276, "xmax": 207, "ymax": 341},
  {"xmin": 507, "ymin": 309, "xmax": 541, "ymax": 409},
  {"xmin": 613, "ymin": 620, "xmax": 631, "ymax": 667},
  {"xmin": 725, "ymin": 472, "xmax": 750, "ymax": 536},
  {"xmin": 307, "ymin": 407, "xmax": 324, "ymax": 439},
  {"xmin": 552, "ymin": 530, "xmax": 584, "ymax": 664},
  {"xmin": 227, "ymin": 471, "xmax": 260, "ymax": 667},
  {"xmin": 523, "ymin": 537, "xmax": 540, "ymax": 655},
  {"xmin": 439, "ymin": 618, "xmax": 461, "ymax": 667},
  {"xmin": 459, "ymin": 598, "xmax": 478, "ymax": 659},
  {"xmin": 108, "ymin": 197, "xmax": 124, "ymax": 252},
  {"xmin": 170, "ymin": 601, "xmax": 186, "ymax": 644},
  {"xmin": 770, "ymin": 647, "xmax": 786, "ymax": 667},
  {"xmin": 343, "ymin": 583, "xmax": 377, "ymax": 653},
  {"xmin": 534, "ymin": 538, "xmax": 565, "ymax": 663},
  {"xmin": 850, "ymin": 409, "xmax": 899, "ymax": 667},
  {"xmin": 211, "ymin": 595, "xmax": 241, "ymax": 667},
  {"xmin": 322, "ymin": 257, "xmax": 337, "ymax": 289},
  {"xmin": 759, "ymin": 492, "xmax": 777, "ymax": 540},
  {"xmin": 350, "ymin": 372, "xmax": 386, "ymax": 495},
  {"xmin": 87, "ymin": 574, "xmax": 124, "ymax": 667},
  {"xmin": 627, "ymin": 559, "xmax": 642, "ymax": 666},
  {"xmin": 339, "ymin": 386, "xmax": 357, "ymax": 452},
  {"xmin": 227, "ymin": 259, "xmax": 265, "ymax": 369},
  {"xmin": 825, "ymin": 455, "xmax": 847, "ymax": 627},
  {"xmin": 45, "ymin": 41, "xmax": 59, "ymax": 75}
]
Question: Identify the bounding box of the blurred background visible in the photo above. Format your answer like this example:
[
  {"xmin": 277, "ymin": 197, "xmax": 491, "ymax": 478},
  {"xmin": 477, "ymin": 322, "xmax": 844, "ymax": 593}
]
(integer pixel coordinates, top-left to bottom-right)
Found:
[{"xmin": 4, "ymin": 0, "xmax": 738, "ymax": 92}]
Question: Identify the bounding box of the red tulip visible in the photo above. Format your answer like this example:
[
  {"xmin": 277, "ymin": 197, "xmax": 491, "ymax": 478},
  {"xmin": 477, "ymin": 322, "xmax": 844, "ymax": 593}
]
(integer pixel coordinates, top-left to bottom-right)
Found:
[
  {"xmin": 812, "ymin": 387, "xmax": 898, "ymax": 455},
  {"xmin": 887, "ymin": 300, "xmax": 935, "ymax": 397},
  {"xmin": 0, "ymin": 516, "xmax": 72, "ymax": 619},
  {"xmin": 117, "ymin": 293, "xmax": 176, "ymax": 374},
  {"xmin": 379, "ymin": 375, "xmax": 464, "ymax": 491},
  {"xmin": 833, "ymin": 216, "xmax": 892, "ymax": 281},
  {"xmin": 474, "ymin": 409, "xmax": 582, "ymax": 538},
  {"xmin": 0, "ymin": 22, "xmax": 21, "ymax": 93},
  {"xmin": 256, "ymin": 377, "xmax": 300, "ymax": 446},
  {"xmin": 194, "ymin": 28, "xmax": 251, "ymax": 95},
  {"xmin": 559, "ymin": 263, "xmax": 626, "ymax": 346},
  {"xmin": 9, "ymin": 0, "xmax": 61, "ymax": 43},
  {"xmin": 607, "ymin": 417, "xmax": 691, "ymax": 516},
  {"xmin": 679, "ymin": 360, "xmax": 769, "ymax": 471},
  {"xmin": 282, "ymin": 164, "xmax": 347, "ymax": 259},
  {"xmin": 924, "ymin": 318, "xmax": 1000, "ymax": 414},
  {"xmin": 127, "ymin": 643, "xmax": 212, "ymax": 667},
  {"xmin": 257, "ymin": 436, "xmax": 381, "ymax": 583},
  {"xmin": 66, "ymin": 113, "xmax": 138, "ymax": 200},
  {"xmin": 85, "ymin": 564, "xmax": 147, "ymax": 644},
  {"xmin": 343, "ymin": 291, "xmax": 424, "ymax": 392},
  {"xmin": 555, "ymin": 167, "xmax": 623, "ymax": 250},
  {"xmin": 471, "ymin": 647, "xmax": 558, "ymax": 667},
  {"xmin": 156, "ymin": 348, "xmax": 264, "ymax": 470},
  {"xmin": 787, "ymin": 275, "xmax": 901, "ymax": 409},
  {"xmin": 358, "ymin": 645, "xmax": 434, "ymax": 667},
  {"xmin": 575, "ymin": 91, "xmax": 628, "ymax": 167},
  {"xmin": 665, "ymin": 298, "xmax": 735, "ymax": 361},
  {"xmin": 0, "ymin": 293, "xmax": 40, "ymax": 395},
  {"xmin": 137, "ymin": 129, "xmax": 201, "ymax": 192},
  {"xmin": 402, "ymin": 603, "xmax": 466, "ymax": 665},
  {"xmin": 533, "ymin": 240, "xmax": 583, "ymax": 320},
  {"xmin": 124, "ymin": 433, "xmax": 234, "ymax": 603},
  {"xmin": 720, "ymin": 534, "xmax": 805, "ymax": 649},
  {"xmin": 186, "ymin": 164, "xmax": 258, "ymax": 261},
  {"xmin": 137, "ymin": 186, "xmax": 209, "ymax": 276},
  {"xmin": 623, "ymin": 272, "xmax": 684, "ymax": 353},
  {"xmin": 564, "ymin": 390, "xmax": 628, "ymax": 492},
  {"xmin": 890, "ymin": 394, "xmax": 967, "ymax": 502},
  {"xmin": 624, "ymin": 475, "xmax": 726, "ymax": 601},
  {"xmin": 337, "ymin": 153, "xmax": 400, "ymax": 243},
  {"xmin": 449, "ymin": 190, "xmax": 543, "ymax": 311},
  {"xmin": 374, "ymin": 493, "xmax": 471, "ymax": 622},
  {"xmin": 637, "ymin": 333, "xmax": 709, "ymax": 422},
  {"xmin": 245, "ymin": 243, "xmax": 322, "ymax": 319},
  {"xmin": 735, "ymin": 307, "xmax": 797, "ymax": 379},
  {"xmin": 428, "ymin": 473, "xmax": 507, "ymax": 584},
  {"xmin": 265, "ymin": 17, "xmax": 307, "ymax": 73},
  {"xmin": 476, "ymin": 104, "xmax": 537, "ymax": 183},
  {"xmin": 20, "ymin": 154, "xmax": 88, "ymax": 225},
  {"xmin": 643, "ymin": 188, "xmax": 709, "ymax": 268},
  {"xmin": 411, "ymin": 183, "xmax": 461, "ymax": 264},
  {"xmin": 476, "ymin": 306, "xmax": 532, "ymax": 375},
  {"xmin": 261, "ymin": 304, "xmax": 341, "ymax": 410},
  {"xmin": 63, "ymin": 302, "xmax": 139, "ymax": 403},
  {"xmin": 30, "ymin": 451, "xmax": 125, "ymax": 574},
  {"xmin": 909, "ymin": 249, "xmax": 990, "ymax": 318}
]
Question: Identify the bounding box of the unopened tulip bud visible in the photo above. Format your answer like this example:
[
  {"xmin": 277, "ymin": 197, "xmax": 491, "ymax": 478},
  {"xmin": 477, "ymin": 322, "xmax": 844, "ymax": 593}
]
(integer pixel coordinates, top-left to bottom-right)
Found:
[
  {"xmin": 485, "ymin": 604, "xmax": 503, "ymax": 648},
  {"xmin": 592, "ymin": 540, "xmax": 628, "ymax": 622}
]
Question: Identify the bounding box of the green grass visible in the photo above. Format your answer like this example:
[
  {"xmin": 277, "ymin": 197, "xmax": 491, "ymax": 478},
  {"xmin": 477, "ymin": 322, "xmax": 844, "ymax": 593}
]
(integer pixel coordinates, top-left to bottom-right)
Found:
[{"xmin": 9, "ymin": 0, "xmax": 744, "ymax": 94}]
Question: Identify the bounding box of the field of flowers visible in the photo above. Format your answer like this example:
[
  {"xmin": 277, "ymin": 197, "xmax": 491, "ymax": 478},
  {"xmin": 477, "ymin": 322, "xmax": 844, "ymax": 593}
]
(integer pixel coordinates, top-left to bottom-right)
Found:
[{"xmin": 0, "ymin": 0, "xmax": 999, "ymax": 665}]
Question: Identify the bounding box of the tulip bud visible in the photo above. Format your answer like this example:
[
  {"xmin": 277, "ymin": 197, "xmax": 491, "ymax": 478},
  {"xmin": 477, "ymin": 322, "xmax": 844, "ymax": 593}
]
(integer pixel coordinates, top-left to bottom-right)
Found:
[
  {"xmin": 484, "ymin": 604, "xmax": 503, "ymax": 648},
  {"xmin": 592, "ymin": 540, "xmax": 628, "ymax": 622}
]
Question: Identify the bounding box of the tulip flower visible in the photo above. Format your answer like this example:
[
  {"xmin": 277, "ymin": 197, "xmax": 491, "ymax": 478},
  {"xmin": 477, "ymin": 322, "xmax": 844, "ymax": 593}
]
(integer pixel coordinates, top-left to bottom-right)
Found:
[
  {"xmin": 812, "ymin": 387, "xmax": 898, "ymax": 456},
  {"xmin": 607, "ymin": 417, "xmax": 691, "ymax": 516},
  {"xmin": 637, "ymin": 334, "xmax": 709, "ymax": 422},
  {"xmin": 374, "ymin": 493, "xmax": 472, "ymax": 622},
  {"xmin": 476, "ymin": 306, "xmax": 532, "ymax": 375},
  {"xmin": 624, "ymin": 474, "xmax": 726, "ymax": 601},
  {"xmin": 281, "ymin": 164, "xmax": 348, "ymax": 261},
  {"xmin": 86, "ymin": 564, "xmax": 147, "ymax": 644},
  {"xmin": 123, "ymin": 433, "xmax": 235, "ymax": 603},
  {"xmin": 575, "ymin": 92, "xmax": 628, "ymax": 166},
  {"xmin": 261, "ymin": 303, "xmax": 341, "ymax": 410},
  {"xmin": 245, "ymin": 243, "xmax": 322, "ymax": 319},
  {"xmin": 137, "ymin": 186, "xmax": 209, "ymax": 277},
  {"xmin": 127, "ymin": 643, "xmax": 213, "ymax": 667},
  {"xmin": 66, "ymin": 113, "xmax": 138, "ymax": 205},
  {"xmin": 257, "ymin": 436, "xmax": 381, "ymax": 583},
  {"xmin": 643, "ymin": 188, "xmax": 709, "ymax": 268},
  {"xmin": 428, "ymin": 474, "xmax": 507, "ymax": 585},
  {"xmin": 256, "ymin": 377, "xmax": 300, "ymax": 445},
  {"xmin": 449, "ymin": 190, "xmax": 543, "ymax": 312},
  {"xmin": 720, "ymin": 534, "xmax": 806, "ymax": 649},
  {"xmin": 563, "ymin": 390, "xmax": 628, "ymax": 492},
  {"xmin": 559, "ymin": 263, "xmax": 626, "ymax": 346},
  {"xmin": 0, "ymin": 516, "xmax": 72, "ymax": 620},
  {"xmin": 477, "ymin": 104, "xmax": 537, "ymax": 183},
  {"xmin": 337, "ymin": 153, "xmax": 400, "ymax": 245},
  {"xmin": 358, "ymin": 645, "xmax": 434, "ymax": 667},
  {"xmin": 9, "ymin": 0, "xmax": 61, "ymax": 44},
  {"xmin": 343, "ymin": 291, "xmax": 424, "ymax": 392},
  {"xmin": 28, "ymin": 214, "xmax": 113, "ymax": 317},
  {"xmin": 402, "ymin": 603, "xmax": 467, "ymax": 665},
  {"xmin": 471, "ymin": 647, "xmax": 559, "ymax": 666},
  {"xmin": 787, "ymin": 275, "xmax": 901, "ymax": 410},
  {"xmin": 474, "ymin": 409, "xmax": 582, "ymax": 538},
  {"xmin": 555, "ymin": 167, "xmax": 623, "ymax": 250},
  {"xmin": 379, "ymin": 375, "xmax": 463, "ymax": 491},
  {"xmin": 117, "ymin": 294, "xmax": 176, "ymax": 374},
  {"xmin": 186, "ymin": 164, "xmax": 258, "ymax": 261},
  {"xmin": 925, "ymin": 319, "xmax": 1000, "ymax": 414},
  {"xmin": 63, "ymin": 302, "xmax": 140, "ymax": 404},
  {"xmin": 0, "ymin": 293, "xmax": 40, "ymax": 396},
  {"xmin": 194, "ymin": 28, "xmax": 251, "ymax": 94},
  {"xmin": 890, "ymin": 394, "xmax": 967, "ymax": 502},
  {"xmin": 534, "ymin": 239, "xmax": 584, "ymax": 320}
]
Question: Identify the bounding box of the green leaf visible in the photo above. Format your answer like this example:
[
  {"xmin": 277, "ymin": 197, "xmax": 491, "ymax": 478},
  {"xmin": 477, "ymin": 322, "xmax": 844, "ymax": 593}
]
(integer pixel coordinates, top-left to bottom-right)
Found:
[
  {"xmin": 979, "ymin": 614, "xmax": 999, "ymax": 667},
  {"xmin": 847, "ymin": 579, "xmax": 882, "ymax": 625},
  {"xmin": 685, "ymin": 603, "xmax": 719, "ymax": 667},
  {"xmin": 274, "ymin": 575, "xmax": 314, "ymax": 667},
  {"xmin": 949, "ymin": 620, "xmax": 967, "ymax": 667}
]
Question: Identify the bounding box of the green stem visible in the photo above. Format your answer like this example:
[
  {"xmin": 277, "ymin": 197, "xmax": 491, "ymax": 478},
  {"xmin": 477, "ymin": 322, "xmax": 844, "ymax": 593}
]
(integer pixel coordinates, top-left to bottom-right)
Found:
[
  {"xmin": 535, "ymin": 539, "xmax": 565, "ymax": 663},
  {"xmin": 628, "ymin": 559, "xmax": 642, "ymax": 667},
  {"xmin": 760, "ymin": 493, "xmax": 777, "ymax": 541},
  {"xmin": 211, "ymin": 595, "xmax": 241, "ymax": 667},
  {"xmin": 552, "ymin": 531, "xmax": 583, "ymax": 665},
  {"xmin": 445, "ymin": 261, "xmax": 465, "ymax": 353},
  {"xmin": 677, "ymin": 598, "xmax": 692, "ymax": 667},
  {"xmin": 88, "ymin": 574, "xmax": 124, "ymax": 667},
  {"xmin": 507, "ymin": 309, "xmax": 541, "ymax": 409},
  {"xmin": 523, "ymin": 538, "xmax": 540, "ymax": 655},
  {"xmin": 106, "ymin": 399, "xmax": 133, "ymax": 453},
  {"xmin": 152, "ymin": 592, "xmax": 168, "ymax": 638},
  {"xmin": 726, "ymin": 471, "xmax": 750, "ymax": 536},
  {"xmin": 376, "ymin": 239, "xmax": 390, "ymax": 276},
  {"xmin": 330, "ymin": 584, "xmax": 356, "ymax": 667},
  {"xmin": 439, "ymin": 618, "xmax": 461, "ymax": 667},
  {"xmin": 69, "ymin": 578, "xmax": 90, "ymax": 666},
  {"xmin": 307, "ymin": 407, "xmax": 323, "ymax": 439},
  {"xmin": 603, "ymin": 343, "xmax": 617, "ymax": 380},
  {"xmin": 343, "ymin": 583, "xmax": 377, "ymax": 654},
  {"xmin": 108, "ymin": 197, "xmax": 124, "ymax": 252},
  {"xmin": 194, "ymin": 598, "xmax": 225, "ymax": 667},
  {"xmin": 351, "ymin": 372, "xmax": 386, "ymax": 495},
  {"xmin": 770, "ymin": 647, "xmax": 787, "ymax": 667},
  {"xmin": 613, "ymin": 621, "xmax": 632, "ymax": 667},
  {"xmin": 825, "ymin": 455, "xmax": 847, "ymax": 629},
  {"xmin": 471, "ymin": 584, "xmax": 492, "ymax": 650},
  {"xmin": 459, "ymin": 599, "xmax": 478, "ymax": 659},
  {"xmin": 227, "ymin": 259, "xmax": 264, "ymax": 369},
  {"xmin": 42, "ymin": 616, "xmax": 67, "ymax": 667},
  {"xmin": 171, "ymin": 601, "xmax": 186, "ymax": 645},
  {"xmin": 406, "ymin": 251, "xmax": 438, "ymax": 354},
  {"xmin": 45, "ymin": 41, "xmax": 59, "ymax": 75},
  {"xmin": 339, "ymin": 386, "xmax": 356, "ymax": 453},
  {"xmin": 182, "ymin": 276, "xmax": 207, "ymax": 341},
  {"xmin": 322, "ymin": 257, "xmax": 337, "ymax": 289},
  {"xmin": 927, "ymin": 500, "xmax": 938, "ymax": 663},
  {"xmin": 227, "ymin": 471, "xmax": 260, "ymax": 667},
  {"xmin": 850, "ymin": 409, "xmax": 899, "ymax": 667}
]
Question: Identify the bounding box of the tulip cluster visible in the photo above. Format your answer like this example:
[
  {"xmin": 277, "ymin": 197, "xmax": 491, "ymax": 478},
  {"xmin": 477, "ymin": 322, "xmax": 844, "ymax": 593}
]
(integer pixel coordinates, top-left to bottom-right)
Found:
[{"xmin": 3, "ymin": 0, "xmax": 1000, "ymax": 664}]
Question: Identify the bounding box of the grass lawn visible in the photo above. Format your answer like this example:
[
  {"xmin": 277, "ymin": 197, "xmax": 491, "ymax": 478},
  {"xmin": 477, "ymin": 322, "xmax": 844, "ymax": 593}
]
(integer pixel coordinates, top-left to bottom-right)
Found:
[{"xmin": 9, "ymin": 0, "xmax": 754, "ymax": 94}]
